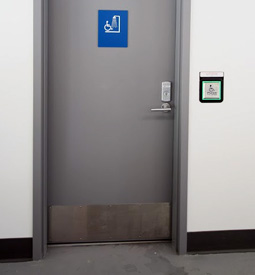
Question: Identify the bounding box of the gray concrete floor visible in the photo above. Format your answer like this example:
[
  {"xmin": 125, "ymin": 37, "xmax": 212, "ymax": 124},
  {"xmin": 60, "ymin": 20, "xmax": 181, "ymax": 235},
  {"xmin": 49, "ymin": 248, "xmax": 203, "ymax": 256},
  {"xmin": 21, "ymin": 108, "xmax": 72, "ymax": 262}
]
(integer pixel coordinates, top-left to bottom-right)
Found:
[{"xmin": 1, "ymin": 243, "xmax": 255, "ymax": 275}]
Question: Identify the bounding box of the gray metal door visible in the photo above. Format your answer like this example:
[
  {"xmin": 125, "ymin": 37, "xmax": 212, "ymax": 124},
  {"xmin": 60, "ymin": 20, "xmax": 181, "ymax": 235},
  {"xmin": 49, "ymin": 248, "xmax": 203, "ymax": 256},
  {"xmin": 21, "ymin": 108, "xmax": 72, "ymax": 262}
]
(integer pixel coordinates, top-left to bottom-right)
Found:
[{"xmin": 48, "ymin": 0, "xmax": 176, "ymax": 244}]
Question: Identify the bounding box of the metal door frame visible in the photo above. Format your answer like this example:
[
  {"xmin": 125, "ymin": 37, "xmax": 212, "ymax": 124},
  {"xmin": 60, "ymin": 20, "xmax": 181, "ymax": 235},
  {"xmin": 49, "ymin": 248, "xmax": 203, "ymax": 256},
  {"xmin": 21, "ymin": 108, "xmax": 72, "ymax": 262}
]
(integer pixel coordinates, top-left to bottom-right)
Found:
[{"xmin": 33, "ymin": 0, "xmax": 191, "ymax": 260}]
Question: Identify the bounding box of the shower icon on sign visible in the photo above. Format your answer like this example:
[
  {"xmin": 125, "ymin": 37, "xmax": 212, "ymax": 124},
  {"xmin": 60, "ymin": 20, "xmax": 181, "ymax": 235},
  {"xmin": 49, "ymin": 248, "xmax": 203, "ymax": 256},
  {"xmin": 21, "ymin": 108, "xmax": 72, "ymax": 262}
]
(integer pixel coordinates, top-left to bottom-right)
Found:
[{"xmin": 104, "ymin": 15, "xmax": 121, "ymax": 33}]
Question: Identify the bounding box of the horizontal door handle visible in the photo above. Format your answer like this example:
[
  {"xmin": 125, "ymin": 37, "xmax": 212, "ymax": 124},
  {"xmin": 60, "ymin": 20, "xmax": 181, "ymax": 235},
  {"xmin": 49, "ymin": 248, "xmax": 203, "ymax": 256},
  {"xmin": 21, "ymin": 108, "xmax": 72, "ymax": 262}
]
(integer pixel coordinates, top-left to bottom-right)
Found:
[
  {"xmin": 151, "ymin": 108, "xmax": 171, "ymax": 112},
  {"xmin": 151, "ymin": 103, "xmax": 171, "ymax": 113}
]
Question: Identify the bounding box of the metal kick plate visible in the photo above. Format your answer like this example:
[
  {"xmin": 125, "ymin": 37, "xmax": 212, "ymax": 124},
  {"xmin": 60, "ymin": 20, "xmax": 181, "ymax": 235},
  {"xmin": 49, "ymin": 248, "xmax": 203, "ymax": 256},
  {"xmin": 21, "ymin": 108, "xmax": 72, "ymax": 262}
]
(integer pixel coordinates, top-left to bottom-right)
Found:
[{"xmin": 48, "ymin": 203, "xmax": 171, "ymax": 244}]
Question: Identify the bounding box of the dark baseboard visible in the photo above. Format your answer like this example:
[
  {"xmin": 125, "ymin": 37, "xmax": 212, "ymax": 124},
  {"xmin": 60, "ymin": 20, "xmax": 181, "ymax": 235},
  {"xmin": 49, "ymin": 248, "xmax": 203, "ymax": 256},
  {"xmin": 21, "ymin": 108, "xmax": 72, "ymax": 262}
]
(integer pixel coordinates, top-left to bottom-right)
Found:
[
  {"xmin": 0, "ymin": 238, "xmax": 32, "ymax": 261},
  {"xmin": 187, "ymin": 230, "xmax": 255, "ymax": 253}
]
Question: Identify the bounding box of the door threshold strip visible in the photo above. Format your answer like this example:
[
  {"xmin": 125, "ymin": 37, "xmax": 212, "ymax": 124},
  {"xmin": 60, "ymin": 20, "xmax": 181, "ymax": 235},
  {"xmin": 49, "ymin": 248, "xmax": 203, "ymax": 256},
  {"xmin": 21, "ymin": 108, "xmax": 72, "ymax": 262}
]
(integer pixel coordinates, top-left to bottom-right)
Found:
[{"xmin": 48, "ymin": 240, "xmax": 171, "ymax": 248}]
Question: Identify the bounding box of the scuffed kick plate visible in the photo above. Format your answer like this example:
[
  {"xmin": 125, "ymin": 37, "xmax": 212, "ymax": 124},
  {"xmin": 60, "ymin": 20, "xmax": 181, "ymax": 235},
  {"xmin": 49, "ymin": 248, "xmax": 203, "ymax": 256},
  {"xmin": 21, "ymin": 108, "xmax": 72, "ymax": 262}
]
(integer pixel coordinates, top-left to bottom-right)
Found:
[{"xmin": 48, "ymin": 203, "xmax": 171, "ymax": 243}]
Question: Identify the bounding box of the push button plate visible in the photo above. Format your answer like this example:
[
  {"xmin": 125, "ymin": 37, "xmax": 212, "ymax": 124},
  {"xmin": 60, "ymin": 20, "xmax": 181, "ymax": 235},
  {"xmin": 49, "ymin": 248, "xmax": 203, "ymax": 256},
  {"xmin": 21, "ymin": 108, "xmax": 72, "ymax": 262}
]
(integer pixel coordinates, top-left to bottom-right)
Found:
[
  {"xmin": 199, "ymin": 72, "xmax": 224, "ymax": 103},
  {"xmin": 202, "ymin": 81, "xmax": 221, "ymax": 100}
]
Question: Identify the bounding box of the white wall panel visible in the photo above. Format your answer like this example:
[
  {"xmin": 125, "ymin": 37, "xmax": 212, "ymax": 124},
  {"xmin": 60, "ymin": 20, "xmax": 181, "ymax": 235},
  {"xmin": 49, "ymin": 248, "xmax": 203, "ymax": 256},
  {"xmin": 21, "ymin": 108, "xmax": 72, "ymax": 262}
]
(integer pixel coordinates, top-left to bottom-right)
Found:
[
  {"xmin": 188, "ymin": 0, "xmax": 255, "ymax": 231},
  {"xmin": 0, "ymin": 0, "xmax": 33, "ymax": 238}
]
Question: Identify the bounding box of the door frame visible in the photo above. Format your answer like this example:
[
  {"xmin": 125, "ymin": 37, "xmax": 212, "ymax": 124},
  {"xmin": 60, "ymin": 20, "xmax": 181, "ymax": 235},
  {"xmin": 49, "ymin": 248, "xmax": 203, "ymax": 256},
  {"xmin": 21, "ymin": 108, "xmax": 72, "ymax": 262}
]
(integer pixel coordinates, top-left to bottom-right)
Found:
[{"xmin": 33, "ymin": 0, "xmax": 191, "ymax": 260}]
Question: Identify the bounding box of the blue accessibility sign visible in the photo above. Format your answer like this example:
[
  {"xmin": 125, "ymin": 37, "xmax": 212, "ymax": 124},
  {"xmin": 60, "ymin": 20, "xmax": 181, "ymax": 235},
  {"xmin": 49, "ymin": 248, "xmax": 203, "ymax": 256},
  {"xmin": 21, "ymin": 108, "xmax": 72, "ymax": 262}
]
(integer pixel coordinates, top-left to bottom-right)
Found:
[{"xmin": 98, "ymin": 10, "xmax": 128, "ymax": 48}]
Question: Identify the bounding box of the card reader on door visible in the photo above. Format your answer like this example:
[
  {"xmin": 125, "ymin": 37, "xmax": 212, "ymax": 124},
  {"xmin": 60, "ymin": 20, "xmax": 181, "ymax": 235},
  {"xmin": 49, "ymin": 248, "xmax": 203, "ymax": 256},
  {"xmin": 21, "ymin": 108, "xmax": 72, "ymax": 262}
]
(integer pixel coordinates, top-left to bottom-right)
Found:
[
  {"xmin": 151, "ymin": 81, "xmax": 172, "ymax": 112},
  {"xmin": 161, "ymin": 81, "xmax": 171, "ymax": 102}
]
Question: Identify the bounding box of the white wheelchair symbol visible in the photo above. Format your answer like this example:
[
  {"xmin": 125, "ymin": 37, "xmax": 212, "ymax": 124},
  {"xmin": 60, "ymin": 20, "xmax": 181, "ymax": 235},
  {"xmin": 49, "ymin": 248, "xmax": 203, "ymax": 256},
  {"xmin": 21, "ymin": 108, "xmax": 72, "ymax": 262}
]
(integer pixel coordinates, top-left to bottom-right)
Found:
[{"xmin": 104, "ymin": 15, "xmax": 121, "ymax": 33}]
